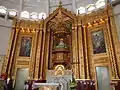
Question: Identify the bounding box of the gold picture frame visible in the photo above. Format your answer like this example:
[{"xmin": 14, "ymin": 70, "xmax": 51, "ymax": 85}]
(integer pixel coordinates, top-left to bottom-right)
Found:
[{"xmin": 88, "ymin": 24, "xmax": 108, "ymax": 57}]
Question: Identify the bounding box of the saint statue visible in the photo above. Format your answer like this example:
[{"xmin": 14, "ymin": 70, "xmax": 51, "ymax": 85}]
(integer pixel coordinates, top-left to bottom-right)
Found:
[
  {"xmin": 56, "ymin": 38, "xmax": 68, "ymax": 48},
  {"xmin": 59, "ymin": 38, "xmax": 64, "ymax": 46}
]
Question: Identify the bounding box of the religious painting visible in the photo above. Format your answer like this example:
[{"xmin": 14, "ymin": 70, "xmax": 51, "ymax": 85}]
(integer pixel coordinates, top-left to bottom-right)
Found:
[
  {"xmin": 96, "ymin": 67, "xmax": 112, "ymax": 90},
  {"xmin": 91, "ymin": 30, "xmax": 106, "ymax": 54},
  {"xmin": 19, "ymin": 37, "xmax": 32, "ymax": 57}
]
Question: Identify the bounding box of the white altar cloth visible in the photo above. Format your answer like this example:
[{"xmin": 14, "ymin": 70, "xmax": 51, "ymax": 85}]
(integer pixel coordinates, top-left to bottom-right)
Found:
[{"xmin": 32, "ymin": 83, "xmax": 60, "ymax": 89}]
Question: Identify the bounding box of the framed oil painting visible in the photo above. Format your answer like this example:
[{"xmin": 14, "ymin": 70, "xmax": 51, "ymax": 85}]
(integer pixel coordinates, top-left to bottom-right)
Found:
[
  {"xmin": 19, "ymin": 37, "xmax": 32, "ymax": 57},
  {"xmin": 91, "ymin": 30, "xmax": 106, "ymax": 54},
  {"xmin": 96, "ymin": 67, "xmax": 112, "ymax": 90}
]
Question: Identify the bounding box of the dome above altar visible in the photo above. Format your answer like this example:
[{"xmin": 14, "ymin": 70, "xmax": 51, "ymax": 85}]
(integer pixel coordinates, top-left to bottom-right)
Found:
[{"xmin": 0, "ymin": 0, "xmax": 116, "ymax": 20}]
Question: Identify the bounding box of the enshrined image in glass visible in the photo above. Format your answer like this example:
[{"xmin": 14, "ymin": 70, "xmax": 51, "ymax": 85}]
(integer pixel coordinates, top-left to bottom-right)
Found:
[
  {"xmin": 96, "ymin": 67, "xmax": 112, "ymax": 90},
  {"xmin": 19, "ymin": 37, "xmax": 32, "ymax": 57},
  {"xmin": 91, "ymin": 30, "xmax": 106, "ymax": 54}
]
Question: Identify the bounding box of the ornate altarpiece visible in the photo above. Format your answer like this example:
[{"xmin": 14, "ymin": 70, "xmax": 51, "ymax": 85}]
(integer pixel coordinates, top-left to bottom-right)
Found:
[{"xmin": 1, "ymin": 4, "xmax": 120, "ymax": 89}]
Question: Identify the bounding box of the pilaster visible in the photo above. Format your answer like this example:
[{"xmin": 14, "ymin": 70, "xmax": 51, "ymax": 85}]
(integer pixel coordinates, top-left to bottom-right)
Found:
[
  {"xmin": 35, "ymin": 29, "xmax": 43, "ymax": 79},
  {"xmin": 72, "ymin": 25, "xmax": 79, "ymax": 79},
  {"xmin": 83, "ymin": 26, "xmax": 90, "ymax": 79},
  {"xmin": 8, "ymin": 28, "xmax": 20, "ymax": 75},
  {"xmin": 77, "ymin": 24, "xmax": 85, "ymax": 79},
  {"xmin": 29, "ymin": 29, "xmax": 39, "ymax": 79},
  {"xmin": 40, "ymin": 28, "xmax": 46, "ymax": 79}
]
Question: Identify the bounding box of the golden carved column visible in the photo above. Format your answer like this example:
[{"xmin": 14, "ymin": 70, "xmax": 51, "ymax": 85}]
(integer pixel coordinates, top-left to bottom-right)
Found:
[
  {"xmin": 34, "ymin": 30, "xmax": 43, "ymax": 79},
  {"xmin": 106, "ymin": 17, "xmax": 119, "ymax": 79},
  {"xmin": 43, "ymin": 29, "xmax": 50, "ymax": 79},
  {"xmin": 29, "ymin": 29, "xmax": 39, "ymax": 79},
  {"xmin": 8, "ymin": 28, "xmax": 20, "ymax": 75},
  {"xmin": 83, "ymin": 25, "xmax": 90, "ymax": 79},
  {"xmin": 71, "ymin": 27, "xmax": 76, "ymax": 77},
  {"xmin": 109, "ymin": 15, "xmax": 120, "ymax": 78},
  {"xmin": 1, "ymin": 23, "xmax": 16, "ymax": 74},
  {"xmin": 40, "ymin": 27, "xmax": 46, "ymax": 79},
  {"xmin": 49, "ymin": 36, "xmax": 53, "ymax": 69},
  {"xmin": 72, "ymin": 25, "xmax": 79, "ymax": 79},
  {"xmin": 77, "ymin": 24, "xmax": 85, "ymax": 79}
]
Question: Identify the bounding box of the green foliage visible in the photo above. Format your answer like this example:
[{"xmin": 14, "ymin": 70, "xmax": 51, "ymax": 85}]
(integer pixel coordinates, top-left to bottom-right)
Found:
[{"xmin": 69, "ymin": 75, "xmax": 77, "ymax": 90}]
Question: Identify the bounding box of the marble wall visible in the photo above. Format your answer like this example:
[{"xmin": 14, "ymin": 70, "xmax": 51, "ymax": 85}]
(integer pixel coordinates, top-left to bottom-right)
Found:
[
  {"xmin": 0, "ymin": 18, "xmax": 12, "ymax": 55},
  {"xmin": 113, "ymin": 4, "xmax": 120, "ymax": 40}
]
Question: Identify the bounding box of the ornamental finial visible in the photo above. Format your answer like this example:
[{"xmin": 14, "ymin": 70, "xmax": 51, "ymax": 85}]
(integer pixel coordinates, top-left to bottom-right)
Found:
[{"xmin": 59, "ymin": 0, "xmax": 62, "ymax": 7}]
